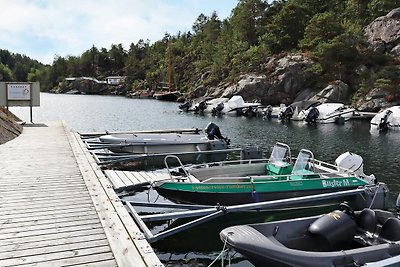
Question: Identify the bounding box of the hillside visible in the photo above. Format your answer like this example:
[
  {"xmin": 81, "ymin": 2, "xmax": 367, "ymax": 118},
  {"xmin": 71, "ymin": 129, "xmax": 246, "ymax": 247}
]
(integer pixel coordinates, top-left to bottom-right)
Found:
[
  {"xmin": 1, "ymin": 1, "xmax": 399, "ymax": 111},
  {"xmin": 0, "ymin": 108, "xmax": 22, "ymax": 144}
]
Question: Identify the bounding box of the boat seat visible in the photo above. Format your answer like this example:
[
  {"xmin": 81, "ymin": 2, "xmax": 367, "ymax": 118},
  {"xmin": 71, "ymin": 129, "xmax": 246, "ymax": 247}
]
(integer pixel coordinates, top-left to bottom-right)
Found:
[
  {"xmin": 356, "ymin": 208, "xmax": 377, "ymax": 234},
  {"xmin": 378, "ymin": 217, "xmax": 400, "ymax": 242}
]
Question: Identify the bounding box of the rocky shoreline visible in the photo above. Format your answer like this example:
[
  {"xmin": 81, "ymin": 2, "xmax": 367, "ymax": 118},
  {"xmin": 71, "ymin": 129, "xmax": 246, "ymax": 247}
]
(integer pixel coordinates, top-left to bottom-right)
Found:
[
  {"xmin": 52, "ymin": 8, "xmax": 400, "ymax": 113},
  {"xmin": 0, "ymin": 108, "xmax": 22, "ymax": 145}
]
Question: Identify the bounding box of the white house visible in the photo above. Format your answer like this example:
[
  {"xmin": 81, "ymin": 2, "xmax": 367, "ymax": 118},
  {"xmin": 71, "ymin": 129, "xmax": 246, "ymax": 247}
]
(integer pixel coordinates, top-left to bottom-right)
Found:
[{"xmin": 106, "ymin": 76, "xmax": 126, "ymax": 85}]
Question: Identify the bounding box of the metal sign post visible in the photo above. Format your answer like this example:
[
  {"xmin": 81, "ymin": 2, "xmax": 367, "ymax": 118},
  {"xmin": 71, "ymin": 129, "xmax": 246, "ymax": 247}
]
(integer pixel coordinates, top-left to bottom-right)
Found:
[{"xmin": 0, "ymin": 82, "xmax": 40, "ymax": 123}]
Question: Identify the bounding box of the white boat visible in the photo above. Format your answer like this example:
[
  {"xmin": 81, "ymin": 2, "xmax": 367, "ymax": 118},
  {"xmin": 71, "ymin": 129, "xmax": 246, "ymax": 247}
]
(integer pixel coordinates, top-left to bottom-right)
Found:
[
  {"xmin": 279, "ymin": 101, "xmax": 320, "ymax": 121},
  {"xmin": 178, "ymin": 96, "xmax": 212, "ymax": 113},
  {"xmin": 370, "ymin": 106, "xmax": 400, "ymax": 132},
  {"xmin": 98, "ymin": 123, "xmax": 229, "ymax": 154},
  {"xmin": 205, "ymin": 97, "xmax": 229, "ymax": 114},
  {"xmin": 262, "ymin": 104, "xmax": 286, "ymax": 119},
  {"xmin": 301, "ymin": 103, "xmax": 355, "ymax": 124},
  {"xmin": 216, "ymin": 95, "xmax": 261, "ymax": 116}
]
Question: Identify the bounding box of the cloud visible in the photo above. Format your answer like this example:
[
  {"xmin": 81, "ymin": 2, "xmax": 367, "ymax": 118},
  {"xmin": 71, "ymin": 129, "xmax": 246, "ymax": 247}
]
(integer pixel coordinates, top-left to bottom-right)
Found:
[{"xmin": 0, "ymin": 0, "xmax": 237, "ymax": 64}]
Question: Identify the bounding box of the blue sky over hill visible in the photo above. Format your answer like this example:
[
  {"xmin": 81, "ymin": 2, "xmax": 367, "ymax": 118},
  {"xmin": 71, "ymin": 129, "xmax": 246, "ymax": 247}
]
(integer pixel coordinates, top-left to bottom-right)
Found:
[{"xmin": 0, "ymin": 0, "xmax": 238, "ymax": 64}]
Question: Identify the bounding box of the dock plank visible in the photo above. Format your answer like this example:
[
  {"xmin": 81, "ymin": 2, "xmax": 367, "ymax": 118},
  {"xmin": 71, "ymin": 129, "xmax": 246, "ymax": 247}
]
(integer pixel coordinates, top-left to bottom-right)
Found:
[
  {"xmin": 0, "ymin": 122, "xmax": 162, "ymax": 267},
  {"xmin": 69, "ymin": 131, "xmax": 163, "ymax": 266},
  {"xmin": 102, "ymin": 170, "xmax": 172, "ymax": 191}
]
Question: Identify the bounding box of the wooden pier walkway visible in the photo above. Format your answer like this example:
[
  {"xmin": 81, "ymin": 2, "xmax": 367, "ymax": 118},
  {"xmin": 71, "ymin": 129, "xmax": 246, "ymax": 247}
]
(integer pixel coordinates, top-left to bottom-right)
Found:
[
  {"xmin": 104, "ymin": 170, "xmax": 170, "ymax": 192},
  {"xmin": 0, "ymin": 122, "xmax": 163, "ymax": 267}
]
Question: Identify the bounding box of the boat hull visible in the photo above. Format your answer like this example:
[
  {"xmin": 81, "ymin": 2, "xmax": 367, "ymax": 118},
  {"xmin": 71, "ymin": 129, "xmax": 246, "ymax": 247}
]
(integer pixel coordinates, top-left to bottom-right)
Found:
[
  {"xmin": 99, "ymin": 133, "xmax": 228, "ymax": 154},
  {"xmin": 220, "ymin": 207, "xmax": 398, "ymax": 267},
  {"xmin": 155, "ymin": 186, "xmax": 367, "ymax": 207}
]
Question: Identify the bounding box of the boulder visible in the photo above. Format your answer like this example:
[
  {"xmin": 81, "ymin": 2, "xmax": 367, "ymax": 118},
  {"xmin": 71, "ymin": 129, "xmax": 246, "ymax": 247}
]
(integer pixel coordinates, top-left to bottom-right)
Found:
[
  {"xmin": 54, "ymin": 78, "xmax": 112, "ymax": 94},
  {"xmin": 221, "ymin": 73, "xmax": 267, "ymax": 101},
  {"xmin": 355, "ymin": 88, "xmax": 395, "ymax": 112},
  {"xmin": 308, "ymin": 81, "xmax": 351, "ymax": 104},
  {"xmin": 364, "ymin": 8, "xmax": 400, "ymax": 55},
  {"xmin": 207, "ymin": 54, "xmax": 316, "ymax": 105}
]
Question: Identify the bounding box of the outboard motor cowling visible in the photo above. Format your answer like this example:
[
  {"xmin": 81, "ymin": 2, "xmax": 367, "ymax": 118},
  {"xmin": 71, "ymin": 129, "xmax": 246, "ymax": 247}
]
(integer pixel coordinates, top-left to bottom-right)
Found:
[
  {"xmin": 263, "ymin": 105, "xmax": 273, "ymax": 119},
  {"xmin": 179, "ymin": 101, "xmax": 191, "ymax": 112},
  {"xmin": 196, "ymin": 101, "xmax": 207, "ymax": 114},
  {"xmin": 305, "ymin": 107, "xmax": 319, "ymax": 124},
  {"xmin": 280, "ymin": 105, "xmax": 295, "ymax": 121},
  {"xmin": 212, "ymin": 102, "xmax": 224, "ymax": 115},
  {"xmin": 205, "ymin": 122, "xmax": 230, "ymax": 145},
  {"xmin": 335, "ymin": 152, "xmax": 376, "ymax": 184},
  {"xmin": 378, "ymin": 110, "xmax": 393, "ymax": 132}
]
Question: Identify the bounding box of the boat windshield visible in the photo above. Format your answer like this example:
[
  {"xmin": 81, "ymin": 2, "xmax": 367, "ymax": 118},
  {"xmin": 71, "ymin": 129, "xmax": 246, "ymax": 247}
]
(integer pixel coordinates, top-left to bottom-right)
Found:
[
  {"xmin": 269, "ymin": 144, "xmax": 290, "ymax": 166},
  {"xmin": 292, "ymin": 149, "xmax": 314, "ymax": 174}
]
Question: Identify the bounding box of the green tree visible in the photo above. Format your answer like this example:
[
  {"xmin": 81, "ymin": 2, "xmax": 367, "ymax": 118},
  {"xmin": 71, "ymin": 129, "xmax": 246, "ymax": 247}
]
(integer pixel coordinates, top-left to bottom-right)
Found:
[
  {"xmin": 367, "ymin": 0, "xmax": 400, "ymax": 23},
  {"xmin": 261, "ymin": 2, "xmax": 310, "ymax": 53},
  {"xmin": 230, "ymin": 0, "xmax": 269, "ymax": 46},
  {"xmin": 14, "ymin": 62, "xmax": 30, "ymax": 81},
  {"xmin": 300, "ymin": 12, "xmax": 344, "ymax": 50},
  {"xmin": 0, "ymin": 63, "xmax": 13, "ymax": 81},
  {"xmin": 108, "ymin": 44, "xmax": 126, "ymax": 75}
]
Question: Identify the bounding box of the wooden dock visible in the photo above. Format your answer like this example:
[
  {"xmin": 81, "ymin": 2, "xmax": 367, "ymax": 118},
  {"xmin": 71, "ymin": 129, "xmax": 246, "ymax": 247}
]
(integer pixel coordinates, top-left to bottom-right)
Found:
[
  {"xmin": 104, "ymin": 170, "xmax": 171, "ymax": 192},
  {"xmin": 0, "ymin": 122, "xmax": 163, "ymax": 267}
]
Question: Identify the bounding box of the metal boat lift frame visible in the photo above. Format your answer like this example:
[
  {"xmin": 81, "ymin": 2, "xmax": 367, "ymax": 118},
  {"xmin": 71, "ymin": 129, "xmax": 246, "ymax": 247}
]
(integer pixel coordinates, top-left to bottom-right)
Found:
[
  {"xmin": 125, "ymin": 187, "xmax": 371, "ymax": 243},
  {"xmin": 90, "ymin": 147, "xmax": 243, "ymax": 165},
  {"xmin": 79, "ymin": 128, "xmax": 202, "ymax": 139}
]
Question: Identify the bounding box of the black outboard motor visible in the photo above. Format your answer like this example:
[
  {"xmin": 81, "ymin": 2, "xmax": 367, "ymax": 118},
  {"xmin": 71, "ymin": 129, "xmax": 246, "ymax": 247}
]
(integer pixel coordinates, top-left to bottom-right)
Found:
[
  {"xmin": 196, "ymin": 101, "xmax": 207, "ymax": 114},
  {"xmin": 263, "ymin": 105, "xmax": 273, "ymax": 119},
  {"xmin": 305, "ymin": 107, "xmax": 320, "ymax": 124},
  {"xmin": 378, "ymin": 110, "xmax": 393, "ymax": 132},
  {"xmin": 280, "ymin": 105, "xmax": 295, "ymax": 122},
  {"xmin": 243, "ymin": 106, "xmax": 257, "ymax": 117},
  {"xmin": 212, "ymin": 102, "xmax": 224, "ymax": 115},
  {"xmin": 205, "ymin": 122, "xmax": 230, "ymax": 144},
  {"xmin": 179, "ymin": 101, "xmax": 191, "ymax": 112}
]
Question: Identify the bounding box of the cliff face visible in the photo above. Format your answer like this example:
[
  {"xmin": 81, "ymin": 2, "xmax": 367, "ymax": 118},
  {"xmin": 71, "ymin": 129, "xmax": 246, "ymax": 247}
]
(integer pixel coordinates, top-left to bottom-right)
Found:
[
  {"xmin": 364, "ymin": 8, "xmax": 400, "ymax": 56},
  {"xmin": 190, "ymin": 54, "xmax": 352, "ymax": 106},
  {"xmin": 186, "ymin": 8, "xmax": 400, "ymax": 111},
  {"xmin": 0, "ymin": 108, "xmax": 22, "ymax": 145}
]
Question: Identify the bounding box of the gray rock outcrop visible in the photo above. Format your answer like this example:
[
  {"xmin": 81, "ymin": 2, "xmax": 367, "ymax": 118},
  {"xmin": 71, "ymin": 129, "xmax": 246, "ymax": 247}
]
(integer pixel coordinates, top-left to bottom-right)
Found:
[
  {"xmin": 365, "ymin": 8, "xmax": 400, "ymax": 55},
  {"xmin": 308, "ymin": 81, "xmax": 351, "ymax": 104},
  {"xmin": 205, "ymin": 54, "xmax": 316, "ymax": 105},
  {"xmin": 355, "ymin": 88, "xmax": 397, "ymax": 112}
]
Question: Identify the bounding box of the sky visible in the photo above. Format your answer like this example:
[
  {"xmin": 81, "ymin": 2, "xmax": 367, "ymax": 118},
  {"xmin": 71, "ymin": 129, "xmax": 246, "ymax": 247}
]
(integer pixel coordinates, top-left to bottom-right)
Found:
[{"xmin": 0, "ymin": 0, "xmax": 238, "ymax": 64}]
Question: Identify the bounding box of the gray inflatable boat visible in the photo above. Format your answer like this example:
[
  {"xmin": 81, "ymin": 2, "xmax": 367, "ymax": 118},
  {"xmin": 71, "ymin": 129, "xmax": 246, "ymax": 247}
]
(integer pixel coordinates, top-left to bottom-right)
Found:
[{"xmin": 220, "ymin": 202, "xmax": 400, "ymax": 267}]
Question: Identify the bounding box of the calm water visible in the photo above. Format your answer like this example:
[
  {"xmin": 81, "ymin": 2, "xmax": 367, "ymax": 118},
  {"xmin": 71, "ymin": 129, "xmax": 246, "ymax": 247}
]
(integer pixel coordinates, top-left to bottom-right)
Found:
[{"xmin": 10, "ymin": 93, "xmax": 400, "ymax": 266}]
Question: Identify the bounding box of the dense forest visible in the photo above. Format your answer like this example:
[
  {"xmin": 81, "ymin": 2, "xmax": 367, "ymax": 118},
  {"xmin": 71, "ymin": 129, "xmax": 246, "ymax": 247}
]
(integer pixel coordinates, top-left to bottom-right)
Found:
[{"xmin": 1, "ymin": 0, "xmax": 399, "ymax": 104}]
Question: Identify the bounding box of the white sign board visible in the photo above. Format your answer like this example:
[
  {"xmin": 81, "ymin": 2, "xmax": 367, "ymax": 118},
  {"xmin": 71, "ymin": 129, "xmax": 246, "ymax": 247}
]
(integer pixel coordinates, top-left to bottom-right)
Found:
[
  {"xmin": 7, "ymin": 83, "xmax": 31, "ymax": 100},
  {"xmin": 0, "ymin": 82, "xmax": 40, "ymax": 107}
]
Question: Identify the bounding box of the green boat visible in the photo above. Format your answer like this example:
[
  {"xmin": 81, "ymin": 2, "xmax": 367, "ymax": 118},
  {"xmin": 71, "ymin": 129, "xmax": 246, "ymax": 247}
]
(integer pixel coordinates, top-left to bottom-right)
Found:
[{"xmin": 154, "ymin": 143, "xmax": 387, "ymax": 207}]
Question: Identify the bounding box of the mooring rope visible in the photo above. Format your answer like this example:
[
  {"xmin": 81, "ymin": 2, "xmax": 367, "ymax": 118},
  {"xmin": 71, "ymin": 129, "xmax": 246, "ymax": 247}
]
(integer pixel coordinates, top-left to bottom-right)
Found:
[
  {"xmin": 207, "ymin": 232, "xmax": 233, "ymax": 267},
  {"xmin": 147, "ymin": 182, "xmax": 160, "ymax": 203},
  {"xmin": 368, "ymin": 183, "xmax": 381, "ymax": 209}
]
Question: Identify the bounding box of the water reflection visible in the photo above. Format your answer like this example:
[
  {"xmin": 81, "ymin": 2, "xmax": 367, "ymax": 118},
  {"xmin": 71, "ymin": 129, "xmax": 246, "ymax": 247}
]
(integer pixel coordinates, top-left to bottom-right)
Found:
[{"xmin": 10, "ymin": 93, "xmax": 400, "ymax": 266}]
